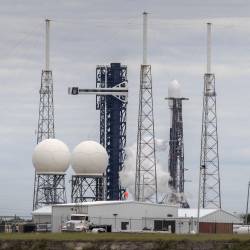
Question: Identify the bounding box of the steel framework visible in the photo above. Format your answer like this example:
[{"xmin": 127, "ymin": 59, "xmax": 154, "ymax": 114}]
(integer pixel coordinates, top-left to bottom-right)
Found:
[
  {"xmin": 33, "ymin": 20, "xmax": 67, "ymax": 210},
  {"xmin": 135, "ymin": 65, "xmax": 158, "ymax": 202},
  {"xmin": 199, "ymin": 73, "xmax": 221, "ymax": 208},
  {"xmin": 198, "ymin": 23, "xmax": 221, "ymax": 209},
  {"xmin": 71, "ymin": 175, "xmax": 105, "ymax": 202},
  {"xmin": 34, "ymin": 174, "xmax": 66, "ymax": 207},
  {"xmin": 36, "ymin": 70, "xmax": 55, "ymax": 143},
  {"xmin": 135, "ymin": 13, "xmax": 157, "ymax": 202},
  {"xmin": 96, "ymin": 63, "xmax": 127, "ymax": 200}
]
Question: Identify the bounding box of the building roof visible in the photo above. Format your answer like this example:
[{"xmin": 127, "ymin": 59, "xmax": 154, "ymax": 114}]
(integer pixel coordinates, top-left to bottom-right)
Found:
[
  {"xmin": 32, "ymin": 201, "xmax": 177, "ymax": 215},
  {"xmin": 178, "ymin": 208, "xmax": 217, "ymax": 218},
  {"xmin": 53, "ymin": 200, "xmax": 178, "ymax": 208},
  {"xmin": 32, "ymin": 206, "xmax": 52, "ymax": 216}
]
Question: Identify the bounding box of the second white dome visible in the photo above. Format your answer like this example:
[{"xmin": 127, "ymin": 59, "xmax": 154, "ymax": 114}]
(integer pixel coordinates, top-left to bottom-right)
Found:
[{"xmin": 71, "ymin": 140, "xmax": 109, "ymax": 175}]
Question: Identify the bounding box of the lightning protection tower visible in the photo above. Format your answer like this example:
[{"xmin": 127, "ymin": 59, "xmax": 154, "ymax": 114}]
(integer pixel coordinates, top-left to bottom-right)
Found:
[
  {"xmin": 33, "ymin": 20, "xmax": 67, "ymax": 210},
  {"xmin": 165, "ymin": 80, "xmax": 189, "ymax": 207},
  {"xmin": 135, "ymin": 12, "xmax": 158, "ymax": 202},
  {"xmin": 198, "ymin": 23, "xmax": 221, "ymax": 209}
]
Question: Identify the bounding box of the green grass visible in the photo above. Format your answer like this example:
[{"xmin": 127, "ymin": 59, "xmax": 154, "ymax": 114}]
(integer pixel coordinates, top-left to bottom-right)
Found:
[{"xmin": 0, "ymin": 233, "xmax": 249, "ymax": 242}]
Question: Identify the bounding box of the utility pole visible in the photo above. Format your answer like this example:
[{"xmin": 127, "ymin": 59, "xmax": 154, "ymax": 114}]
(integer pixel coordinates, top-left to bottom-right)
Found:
[{"xmin": 245, "ymin": 181, "xmax": 250, "ymax": 224}]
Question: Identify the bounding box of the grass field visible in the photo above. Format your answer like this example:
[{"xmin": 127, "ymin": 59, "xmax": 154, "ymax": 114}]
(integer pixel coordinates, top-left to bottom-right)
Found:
[{"xmin": 0, "ymin": 232, "xmax": 249, "ymax": 242}]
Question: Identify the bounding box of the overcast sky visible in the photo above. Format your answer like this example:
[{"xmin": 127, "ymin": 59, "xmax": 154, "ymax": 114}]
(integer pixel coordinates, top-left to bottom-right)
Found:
[{"xmin": 0, "ymin": 0, "xmax": 250, "ymax": 216}]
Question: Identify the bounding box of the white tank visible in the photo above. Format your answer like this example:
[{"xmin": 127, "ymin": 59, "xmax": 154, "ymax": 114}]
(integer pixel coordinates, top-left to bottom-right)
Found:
[
  {"xmin": 71, "ymin": 140, "xmax": 109, "ymax": 175},
  {"xmin": 32, "ymin": 139, "xmax": 70, "ymax": 174},
  {"xmin": 168, "ymin": 80, "xmax": 181, "ymax": 108}
]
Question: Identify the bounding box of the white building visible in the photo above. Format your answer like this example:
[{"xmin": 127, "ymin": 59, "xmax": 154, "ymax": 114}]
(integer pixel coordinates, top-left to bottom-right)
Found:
[
  {"xmin": 51, "ymin": 200, "xmax": 177, "ymax": 232},
  {"xmin": 32, "ymin": 201, "xmax": 242, "ymax": 233}
]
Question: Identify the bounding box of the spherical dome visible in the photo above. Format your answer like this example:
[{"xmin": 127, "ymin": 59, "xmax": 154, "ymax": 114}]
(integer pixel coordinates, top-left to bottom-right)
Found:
[
  {"xmin": 32, "ymin": 139, "xmax": 70, "ymax": 174},
  {"xmin": 71, "ymin": 141, "xmax": 109, "ymax": 175},
  {"xmin": 168, "ymin": 80, "xmax": 181, "ymax": 98}
]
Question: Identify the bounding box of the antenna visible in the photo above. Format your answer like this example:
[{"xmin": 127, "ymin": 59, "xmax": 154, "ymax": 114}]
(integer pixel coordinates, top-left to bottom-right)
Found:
[
  {"xmin": 45, "ymin": 19, "xmax": 50, "ymax": 71},
  {"xmin": 143, "ymin": 12, "xmax": 148, "ymax": 65},
  {"xmin": 207, "ymin": 23, "xmax": 211, "ymax": 74}
]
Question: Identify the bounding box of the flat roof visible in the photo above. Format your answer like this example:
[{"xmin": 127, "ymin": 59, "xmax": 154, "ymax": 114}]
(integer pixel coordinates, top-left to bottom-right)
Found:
[
  {"xmin": 178, "ymin": 208, "xmax": 217, "ymax": 218},
  {"xmin": 52, "ymin": 200, "xmax": 178, "ymax": 208},
  {"xmin": 32, "ymin": 200, "xmax": 178, "ymax": 215}
]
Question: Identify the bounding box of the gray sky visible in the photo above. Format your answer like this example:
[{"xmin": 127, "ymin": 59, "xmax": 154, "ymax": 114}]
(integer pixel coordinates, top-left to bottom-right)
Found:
[{"xmin": 0, "ymin": 0, "xmax": 250, "ymax": 216}]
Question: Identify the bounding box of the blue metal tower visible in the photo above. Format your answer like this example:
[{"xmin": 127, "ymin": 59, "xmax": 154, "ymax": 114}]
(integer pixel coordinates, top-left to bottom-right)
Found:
[
  {"xmin": 69, "ymin": 63, "xmax": 128, "ymax": 201},
  {"xmin": 96, "ymin": 63, "xmax": 127, "ymax": 200}
]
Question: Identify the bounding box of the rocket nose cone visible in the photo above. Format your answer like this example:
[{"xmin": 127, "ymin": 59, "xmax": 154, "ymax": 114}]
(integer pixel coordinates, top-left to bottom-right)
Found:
[{"xmin": 168, "ymin": 80, "xmax": 181, "ymax": 98}]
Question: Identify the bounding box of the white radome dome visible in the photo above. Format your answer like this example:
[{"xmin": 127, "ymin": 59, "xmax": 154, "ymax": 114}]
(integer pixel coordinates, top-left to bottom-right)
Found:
[
  {"xmin": 71, "ymin": 140, "xmax": 109, "ymax": 175},
  {"xmin": 32, "ymin": 139, "xmax": 70, "ymax": 174}
]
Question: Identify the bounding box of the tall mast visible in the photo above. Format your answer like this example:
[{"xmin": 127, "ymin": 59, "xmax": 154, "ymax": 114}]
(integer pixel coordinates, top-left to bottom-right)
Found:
[
  {"xmin": 45, "ymin": 19, "xmax": 50, "ymax": 71},
  {"xmin": 142, "ymin": 12, "xmax": 148, "ymax": 65},
  {"xmin": 199, "ymin": 23, "xmax": 221, "ymax": 209},
  {"xmin": 33, "ymin": 20, "xmax": 67, "ymax": 210},
  {"xmin": 207, "ymin": 23, "xmax": 211, "ymax": 74},
  {"xmin": 135, "ymin": 12, "xmax": 158, "ymax": 202}
]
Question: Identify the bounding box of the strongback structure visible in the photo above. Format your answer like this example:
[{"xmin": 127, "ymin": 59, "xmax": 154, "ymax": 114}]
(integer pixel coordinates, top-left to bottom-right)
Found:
[
  {"xmin": 166, "ymin": 97, "xmax": 189, "ymax": 207},
  {"xmin": 33, "ymin": 20, "xmax": 67, "ymax": 210},
  {"xmin": 135, "ymin": 12, "xmax": 158, "ymax": 202},
  {"xmin": 198, "ymin": 23, "xmax": 221, "ymax": 209},
  {"xmin": 96, "ymin": 63, "xmax": 127, "ymax": 200},
  {"xmin": 69, "ymin": 63, "xmax": 128, "ymax": 201}
]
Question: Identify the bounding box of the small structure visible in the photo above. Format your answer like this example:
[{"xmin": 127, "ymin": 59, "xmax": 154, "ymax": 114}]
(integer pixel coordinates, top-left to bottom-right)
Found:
[{"xmin": 178, "ymin": 208, "xmax": 242, "ymax": 234}]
